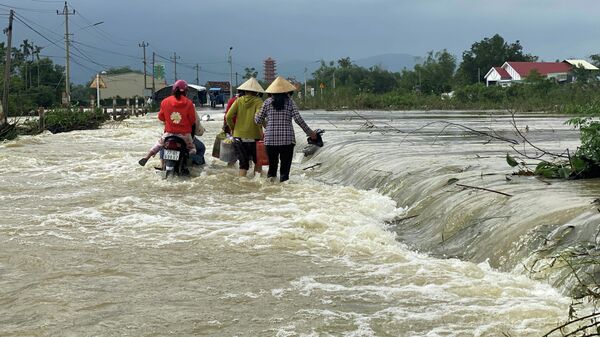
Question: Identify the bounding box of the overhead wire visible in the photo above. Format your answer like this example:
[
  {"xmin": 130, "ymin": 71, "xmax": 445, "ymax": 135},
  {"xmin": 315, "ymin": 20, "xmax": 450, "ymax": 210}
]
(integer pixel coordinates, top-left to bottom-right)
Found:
[
  {"xmin": 0, "ymin": 3, "xmax": 55, "ymax": 13},
  {"xmin": 70, "ymin": 56, "xmax": 99, "ymax": 74},
  {"xmin": 154, "ymin": 51, "xmax": 233, "ymax": 77},
  {"xmin": 71, "ymin": 40, "xmax": 140, "ymax": 60},
  {"xmin": 11, "ymin": 7, "xmax": 244, "ymax": 84},
  {"xmin": 13, "ymin": 12, "xmax": 137, "ymax": 79},
  {"xmin": 13, "ymin": 13, "xmax": 64, "ymax": 50},
  {"xmin": 69, "ymin": 42, "xmax": 111, "ymax": 69},
  {"xmin": 70, "ymin": 5, "xmax": 136, "ymax": 47},
  {"xmin": 13, "ymin": 11, "xmax": 63, "ymax": 40}
]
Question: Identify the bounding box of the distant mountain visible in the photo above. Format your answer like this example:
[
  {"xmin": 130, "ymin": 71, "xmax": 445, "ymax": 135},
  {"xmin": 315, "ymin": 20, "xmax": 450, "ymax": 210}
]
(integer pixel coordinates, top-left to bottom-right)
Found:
[
  {"xmin": 273, "ymin": 53, "xmax": 423, "ymax": 81},
  {"xmin": 354, "ymin": 53, "xmax": 423, "ymax": 72}
]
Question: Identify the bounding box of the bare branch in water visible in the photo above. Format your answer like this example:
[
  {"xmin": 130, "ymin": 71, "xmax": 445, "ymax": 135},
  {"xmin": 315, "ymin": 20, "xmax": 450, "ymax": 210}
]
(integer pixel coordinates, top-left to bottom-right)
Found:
[
  {"xmin": 508, "ymin": 109, "xmax": 569, "ymax": 159},
  {"xmin": 455, "ymin": 183, "xmax": 513, "ymax": 197},
  {"xmin": 351, "ymin": 110, "xmax": 410, "ymax": 135},
  {"xmin": 399, "ymin": 120, "xmax": 519, "ymax": 146},
  {"xmin": 541, "ymin": 312, "xmax": 600, "ymax": 337},
  {"xmin": 301, "ymin": 162, "xmax": 322, "ymax": 170}
]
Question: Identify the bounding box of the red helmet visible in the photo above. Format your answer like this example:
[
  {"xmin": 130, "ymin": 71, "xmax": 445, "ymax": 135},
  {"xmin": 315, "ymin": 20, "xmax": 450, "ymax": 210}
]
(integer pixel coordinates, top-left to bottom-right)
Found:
[{"xmin": 172, "ymin": 79, "xmax": 188, "ymax": 93}]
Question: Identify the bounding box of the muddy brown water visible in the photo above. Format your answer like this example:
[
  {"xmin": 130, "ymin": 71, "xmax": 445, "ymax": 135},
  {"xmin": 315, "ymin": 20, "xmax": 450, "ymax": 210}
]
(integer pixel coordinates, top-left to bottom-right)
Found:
[{"xmin": 0, "ymin": 110, "xmax": 593, "ymax": 336}]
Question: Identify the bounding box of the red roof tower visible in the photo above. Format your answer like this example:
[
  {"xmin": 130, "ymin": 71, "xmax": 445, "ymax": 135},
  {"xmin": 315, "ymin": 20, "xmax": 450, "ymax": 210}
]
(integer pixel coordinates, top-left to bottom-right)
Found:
[{"xmin": 263, "ymin": 57, "xmax": 277, "ymax": 84}]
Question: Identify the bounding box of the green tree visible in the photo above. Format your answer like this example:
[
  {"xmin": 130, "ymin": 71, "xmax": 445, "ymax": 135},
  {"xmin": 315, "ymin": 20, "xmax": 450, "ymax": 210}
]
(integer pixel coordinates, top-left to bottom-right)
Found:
[
  {"xmin": 70, "ymin": 84, "xmax": 94, "ymax": 106},
  {"xmin": 20, "ymin": 39, "xmax": 32, "ymax": 89},
  {"xmin": 105, "ymin": 66, "xmax": 140, "ymax": 75},
  {"xmin": 243, "ymin": 67, "xmax": 258, "ymax": 80},
  {"xmin": 456, "ymin": 34, "xmax": 537, "ymax": 85},
  {"xmin": 399, "ymin": 50, "xmax": 456, "ymax": 95},
  {"xmin": 589, "ymin": 54, "xmax": 600, "ymax": 68},
  {"xmin": 570, "ymin": 65, "xmax": 598, "ymax": 85},
  {"xmin": 337, "ymin": 57, "xmax": 352, "ymax": 68},
  {"xmin": 0, "ymin": 41, "xmax": 65, "ymax": 112}
]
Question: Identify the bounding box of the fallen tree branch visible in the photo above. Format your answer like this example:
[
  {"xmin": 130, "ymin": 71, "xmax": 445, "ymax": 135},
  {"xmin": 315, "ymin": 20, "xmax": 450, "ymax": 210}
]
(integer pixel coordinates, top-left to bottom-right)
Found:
[
  {"xmin": 542, "ymin": 312, "xmax": 600, "ymax": 337},
  {"xmin": 509, "ymin": 110, "xmax": 569, "ymax": 159},
  {"xmin": 351, "ymin": 110, "xmax": 410, "ymax": 135},
  {"xmin": 301, "ymin": 162, "xmax": 322, "ymax": 170},
  {"xmin": 455, "ymin": 183, "xmax": 513, "ymax": 197},
  {"xmin": 400, "ymin": 120, "xmax": 519, "ymax": 146},
  {"xmin": 386, "ymin": 214, "xmax": 419, "ymax": 225}
]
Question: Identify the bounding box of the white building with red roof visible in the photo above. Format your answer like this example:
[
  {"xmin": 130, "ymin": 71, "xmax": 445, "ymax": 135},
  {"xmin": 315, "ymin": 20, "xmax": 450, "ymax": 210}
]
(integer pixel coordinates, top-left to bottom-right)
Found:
[
  {"xmin": 484, "ymin": 60, "xmax": 598, "ymax": 86},
  {"xmin": 484, "ymin": 67, "xmax": 512, "ymax": 86}
]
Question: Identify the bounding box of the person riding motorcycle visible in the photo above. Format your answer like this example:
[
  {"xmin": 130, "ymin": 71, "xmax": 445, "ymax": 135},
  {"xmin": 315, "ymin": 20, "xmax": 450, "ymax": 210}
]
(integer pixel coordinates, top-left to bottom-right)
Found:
[{"xmin": 139, "ymin": 80, "xmax": 196, "ymax": 166}]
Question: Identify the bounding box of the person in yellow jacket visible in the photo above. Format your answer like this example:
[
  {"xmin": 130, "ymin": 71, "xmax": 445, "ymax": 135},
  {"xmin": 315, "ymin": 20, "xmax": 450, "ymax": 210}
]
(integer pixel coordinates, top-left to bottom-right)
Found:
[{"xmin": 226, "ymin": 77, "xmax": 265, "ymax": 177}]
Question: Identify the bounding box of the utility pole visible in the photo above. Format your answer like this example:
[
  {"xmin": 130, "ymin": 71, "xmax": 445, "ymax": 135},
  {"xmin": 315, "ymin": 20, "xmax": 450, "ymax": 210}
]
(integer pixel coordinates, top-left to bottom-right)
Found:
[
  {"xmin": 151, "ymin": 52, "xmax": 156, "ymax": 98},
  {"xmin": 195, "ymin": 63, "xmax": 200, "ymax": 85},
  {"xmin": 235, "ymin": 72, "xmax": 238, "ymax": 87},
  {"xmin": 304, "ymin": 67, "xmax": 307, "ymax": 101},
  {"xmin": 1, "ymin": 9, "xmax": 13, "ymax": 125},
  {"xmin": 171, "ymin": 52, "xmax": 180, "ymax": 80},
  {"xmin": 57, "ymin": 1, "xmax": 74, "ymax": 105},
  {"xmin": 139, "ymin": 41, "xmax": 149, "ymax": 91},
  {"xmin": 228, "ymin": 47, "xmax": 233, "ymax": 99},
  {"xmin": 96, "ymin": 73, "xmax": 100, "ymax": 108},
  {"xmin": 333, "ymin": 70, "xmax": 336, "ymax": 96}
]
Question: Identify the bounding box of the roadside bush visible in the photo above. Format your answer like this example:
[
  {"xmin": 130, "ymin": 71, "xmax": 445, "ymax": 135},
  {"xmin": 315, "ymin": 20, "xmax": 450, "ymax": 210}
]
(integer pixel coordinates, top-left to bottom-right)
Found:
[
  {"xmin": 567, "ymin": 117, "xmax": 600, "ymax": 166},
  {"xmin": 44, "ymin": 107, "xmax": 109, "ymax": 134}
]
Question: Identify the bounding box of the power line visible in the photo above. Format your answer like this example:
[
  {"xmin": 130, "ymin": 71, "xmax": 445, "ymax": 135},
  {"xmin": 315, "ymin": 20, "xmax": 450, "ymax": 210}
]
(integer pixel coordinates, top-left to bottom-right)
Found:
[
  {"xmin": 180, "ymin": 60, "xmax": 229, "ymax": 66},
  {"xmin": 70, "ymin": 42, "xmax": 110, "ymax": 69},
  {"xmin": 12, "ymin": 12, "xmax": 64, "ymax": 58},
  {"xmin": 13, "ymin": 13, "xmax": 64, "ymax": 50},
  {"xmin": 71, "ymin": 40, "xmax": 140, "ymax": 60},
  {"xmin": 7, "ymin": 2, "xmax": 244, "ymax": 83},
  {"xmin": 14, "ymin": 13, "xmax": 124, "ymax": 74},
  {"xmin": 70, "ymin": 5, "xmax": 135, "ymax": 47},
  {"xmin": 0, "ymin": 3, "xmax": 55, "ymax": 13},
  {"xmin": 157, "ymin": 53, "xmax": 231, "ymax": 76},
  {"xmin": 70, "ymin": 56, "xmax": 99, "ymax": 74},
  {"xmin": 9, "ymin": 9, "xmax": 143, "ymax": 87},
  {"xmin": 39, "ymin": 54, "xmax": 65, "ymax": 58}
]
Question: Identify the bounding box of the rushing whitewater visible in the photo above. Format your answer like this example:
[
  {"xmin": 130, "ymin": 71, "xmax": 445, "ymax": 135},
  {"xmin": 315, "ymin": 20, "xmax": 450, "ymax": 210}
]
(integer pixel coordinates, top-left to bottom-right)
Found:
[{"xmin": 0, "ymin": 110, "xmax": 588, "ymax": 336}]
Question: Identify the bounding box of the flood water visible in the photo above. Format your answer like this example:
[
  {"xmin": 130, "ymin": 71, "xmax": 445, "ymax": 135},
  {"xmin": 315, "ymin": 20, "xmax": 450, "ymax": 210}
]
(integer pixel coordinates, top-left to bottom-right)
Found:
[{"xmin": 0, "ymin": 109, "xmax": 592, "ymax": 336}]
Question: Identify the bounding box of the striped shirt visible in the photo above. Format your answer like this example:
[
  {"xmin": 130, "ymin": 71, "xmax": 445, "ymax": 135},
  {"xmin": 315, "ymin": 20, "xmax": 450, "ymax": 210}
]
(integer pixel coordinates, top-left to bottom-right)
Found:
[{"xmin": 255, "ymin": 97, "xmax": 313, "ymax": 146}]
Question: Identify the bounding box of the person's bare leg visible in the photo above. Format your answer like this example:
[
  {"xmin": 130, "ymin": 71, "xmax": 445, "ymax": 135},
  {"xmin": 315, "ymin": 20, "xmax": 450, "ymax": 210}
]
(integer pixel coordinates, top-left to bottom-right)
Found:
[
  {"xmin": 254, "ymin": 165, "xmax": 262, "ymax": 177},
  {"xmin": 239, "ymin": 169, "xmax": 248, "ymax": 177}
]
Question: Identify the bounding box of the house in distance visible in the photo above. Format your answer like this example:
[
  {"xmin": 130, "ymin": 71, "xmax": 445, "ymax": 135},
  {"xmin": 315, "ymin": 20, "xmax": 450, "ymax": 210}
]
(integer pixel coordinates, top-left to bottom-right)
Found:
[{"xmin": 484, "ymin": 59, "xmax": 598, "ymax": 86}]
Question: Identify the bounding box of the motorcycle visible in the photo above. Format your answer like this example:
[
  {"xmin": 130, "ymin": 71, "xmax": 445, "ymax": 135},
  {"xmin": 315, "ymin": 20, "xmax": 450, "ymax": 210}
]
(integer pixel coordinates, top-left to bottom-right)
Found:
[{"xmin": 160, "ymin": 135, "xmax": 190, "ymax": 178}]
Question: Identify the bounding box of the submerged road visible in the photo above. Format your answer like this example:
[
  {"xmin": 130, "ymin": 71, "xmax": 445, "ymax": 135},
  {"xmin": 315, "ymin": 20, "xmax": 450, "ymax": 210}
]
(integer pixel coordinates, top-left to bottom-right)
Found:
[{"xmin": 0, "ymin": 109, "xmax": 593, "ymax": 336}]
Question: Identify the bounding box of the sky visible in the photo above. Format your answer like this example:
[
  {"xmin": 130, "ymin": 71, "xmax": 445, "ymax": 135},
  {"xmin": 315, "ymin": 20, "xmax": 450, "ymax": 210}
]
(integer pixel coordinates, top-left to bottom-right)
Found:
[{"xmin": 1, "ymin": 0, "xmax": 600, "ymax": 85}]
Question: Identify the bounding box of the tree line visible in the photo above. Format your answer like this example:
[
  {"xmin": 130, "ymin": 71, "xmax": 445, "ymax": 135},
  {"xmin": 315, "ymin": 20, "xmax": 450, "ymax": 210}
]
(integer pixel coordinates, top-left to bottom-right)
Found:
[
  {"xmin": 0, "ymin": 40, "xmax": 140, "ymax": 117},
  {"xmin": 4, "ymin": 33, "xmax": 600, "ymax": 115},
  {"xmin": 298, "ymin": 34, "xmax": 600, "ymax": 112}
]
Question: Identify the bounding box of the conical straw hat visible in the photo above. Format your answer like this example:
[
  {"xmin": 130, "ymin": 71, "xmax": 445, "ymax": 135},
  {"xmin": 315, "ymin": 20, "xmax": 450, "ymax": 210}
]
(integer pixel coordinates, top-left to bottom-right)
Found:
[
  {"xmin": 265, "ymin": 76, "xmax": 296, "ymax": 94},
  {"xmin": 237, "ymin": 77, "xmax": 265, "ymax": 93}
]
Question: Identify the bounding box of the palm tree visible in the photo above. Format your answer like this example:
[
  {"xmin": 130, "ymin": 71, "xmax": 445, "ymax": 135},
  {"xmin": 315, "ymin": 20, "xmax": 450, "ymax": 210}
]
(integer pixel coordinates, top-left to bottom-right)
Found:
[
  {"xmin": 20, "ymin": 39, "xmax": 32, "ymax": 89},
  {"xmin": 243, "ymin": 67, "xmax": 258, "ymax": 80},
  {"xmin": 33, "ymin": 45, "xmax": 42, "ymax": 87}
]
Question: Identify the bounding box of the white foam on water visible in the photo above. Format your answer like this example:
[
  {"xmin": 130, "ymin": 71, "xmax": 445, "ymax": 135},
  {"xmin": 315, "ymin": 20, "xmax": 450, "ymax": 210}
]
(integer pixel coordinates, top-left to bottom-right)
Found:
[{"xmin": 0, "ymin": 115, "xmax": 577, "ymax": 336}]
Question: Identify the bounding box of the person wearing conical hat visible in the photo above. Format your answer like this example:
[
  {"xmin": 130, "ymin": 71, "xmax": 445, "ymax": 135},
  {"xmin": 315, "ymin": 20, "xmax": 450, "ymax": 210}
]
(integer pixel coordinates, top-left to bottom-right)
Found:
[
  {"xmin": 221, "ymin": 90, "xmax": 245, "ymax": 167},
  {"xmin": 254, "ymin": 76, "xmax": 317, "ymax": 182},
  {"xmin": 226, "ymin": 77, "xmax": 265, "ymax": 177}
]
